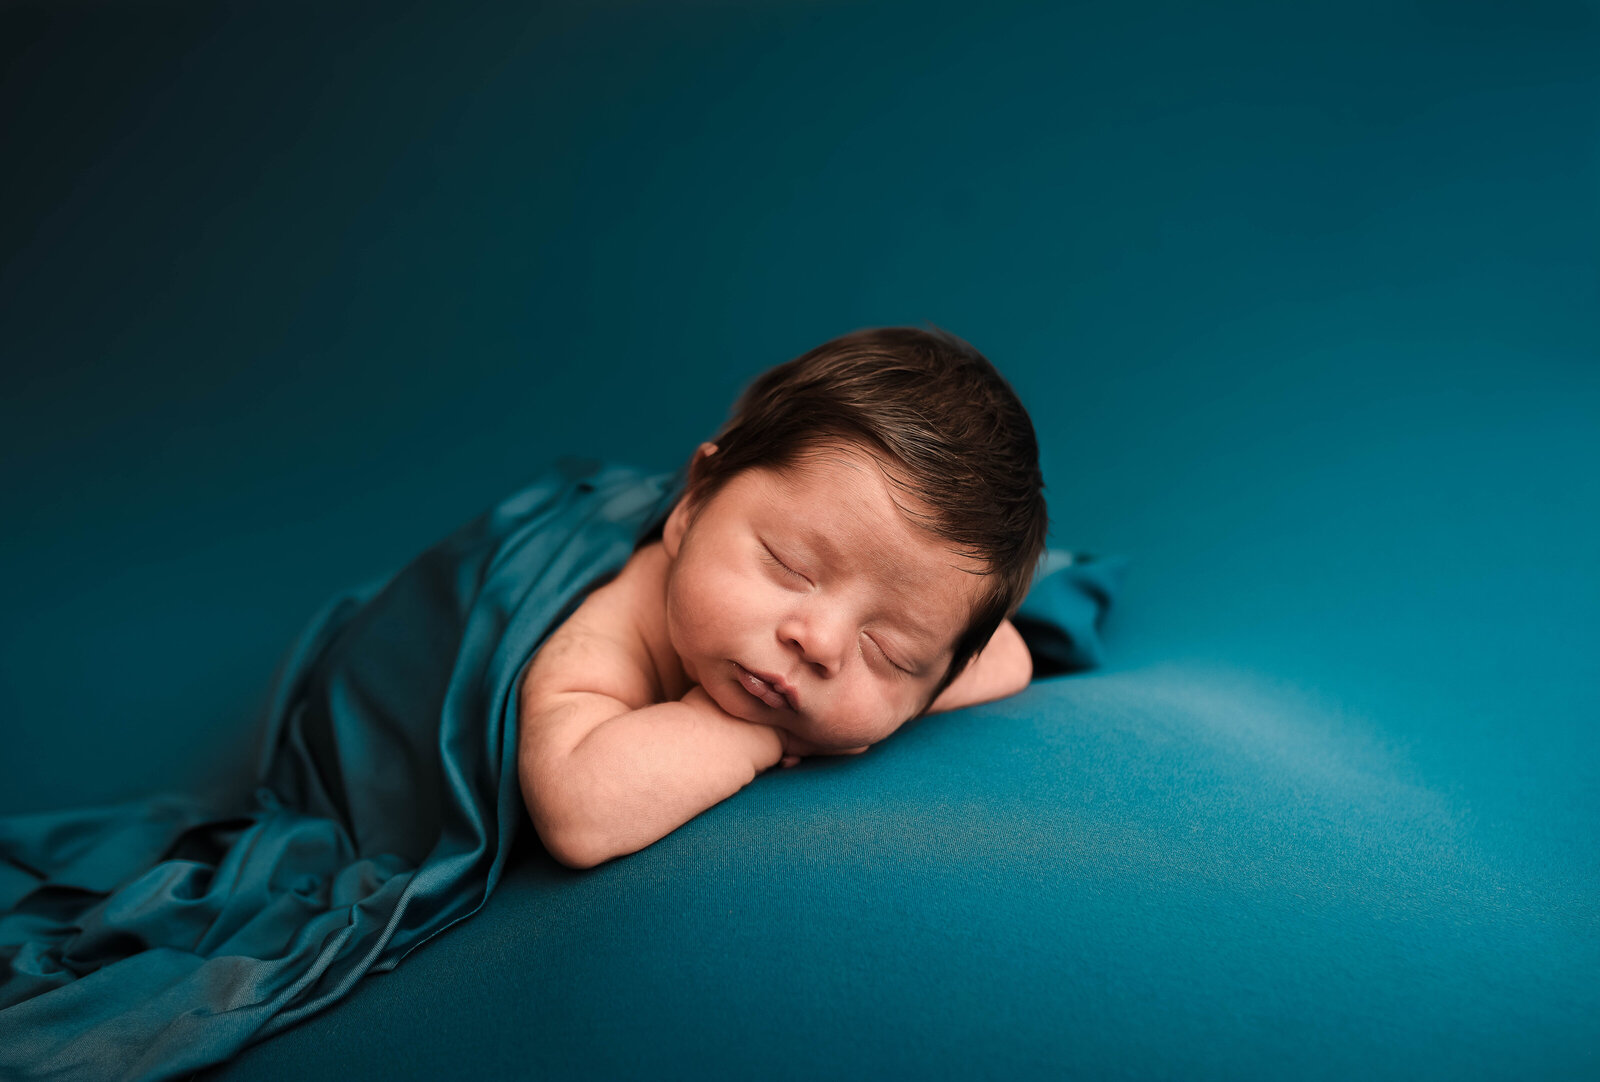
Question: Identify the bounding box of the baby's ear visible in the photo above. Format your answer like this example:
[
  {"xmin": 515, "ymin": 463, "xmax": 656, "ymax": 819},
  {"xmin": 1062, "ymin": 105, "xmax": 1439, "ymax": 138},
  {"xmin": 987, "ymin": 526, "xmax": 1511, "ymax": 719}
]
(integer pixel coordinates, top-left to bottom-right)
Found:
[
  {"xmin": 689, "ymin": 441, "xmax": 718, "ymax": 477},
  {"xmin": 662, "ymin": 495, "xmax": 692, "ymax": 558},
  {"xmin": 665, "ymin": 443, "xmax": 719, "ymax": 558}
]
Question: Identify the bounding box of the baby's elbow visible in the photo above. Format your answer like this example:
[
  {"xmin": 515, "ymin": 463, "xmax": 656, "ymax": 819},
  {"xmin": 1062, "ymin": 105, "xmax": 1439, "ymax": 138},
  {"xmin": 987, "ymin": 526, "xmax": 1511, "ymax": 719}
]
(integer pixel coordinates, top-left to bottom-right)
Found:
[
  {"xmin": 521, "ymin": 762, "xmax": 611, "ymax": 870},
  {"xmin": 996, "ymin": 618, "xmax": 1033, "ymax": 695},
  {"xmin": 528, "ymin": 796, "xmax": 613, "ymax": 869},
  {"xmin": 539, "ymin": 823, "xmax": 608, "ymax": 870},
  {"xmin": 1004, "ymin": 655, "xmax": 1032, "ymax": 698}
]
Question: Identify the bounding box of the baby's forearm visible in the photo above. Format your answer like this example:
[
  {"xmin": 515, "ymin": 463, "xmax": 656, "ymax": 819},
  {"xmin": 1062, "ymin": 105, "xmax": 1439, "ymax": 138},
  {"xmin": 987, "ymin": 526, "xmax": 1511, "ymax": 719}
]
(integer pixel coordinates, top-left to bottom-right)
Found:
[{"xmin": 535, "ymin": 688, "xmax": 783, "ymax": 868}]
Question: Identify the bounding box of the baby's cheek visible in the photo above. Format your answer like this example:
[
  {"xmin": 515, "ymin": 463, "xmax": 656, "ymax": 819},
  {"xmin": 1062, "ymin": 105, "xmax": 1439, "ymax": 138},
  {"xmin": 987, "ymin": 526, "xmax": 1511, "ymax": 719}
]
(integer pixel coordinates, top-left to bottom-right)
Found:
[
  {"xmin": 818, "ymin": 682, "xmax": 900, "ymax": 748},
  {"xmin": 670, "ymin": 564, "xmax": 741, "ymax": 660},
  {"xmin": 664, "ymin": 584, "xmax": 712, "ymax": 668}
]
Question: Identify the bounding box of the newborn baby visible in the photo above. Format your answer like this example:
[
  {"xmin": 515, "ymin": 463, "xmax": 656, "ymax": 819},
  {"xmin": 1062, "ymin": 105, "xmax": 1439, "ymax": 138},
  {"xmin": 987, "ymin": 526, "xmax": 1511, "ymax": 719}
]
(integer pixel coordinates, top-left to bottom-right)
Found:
[{"xmin": 517, "ymin": 326, "xmax": 1048, "ymax": 868}]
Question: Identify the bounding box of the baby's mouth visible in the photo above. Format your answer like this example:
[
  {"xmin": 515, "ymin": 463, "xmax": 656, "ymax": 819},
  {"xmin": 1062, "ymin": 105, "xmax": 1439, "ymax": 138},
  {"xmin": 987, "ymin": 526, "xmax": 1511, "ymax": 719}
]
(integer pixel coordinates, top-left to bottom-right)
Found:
[{"xmin": 735, "ymin": 664, "xmax": 792, "ymax": 710}]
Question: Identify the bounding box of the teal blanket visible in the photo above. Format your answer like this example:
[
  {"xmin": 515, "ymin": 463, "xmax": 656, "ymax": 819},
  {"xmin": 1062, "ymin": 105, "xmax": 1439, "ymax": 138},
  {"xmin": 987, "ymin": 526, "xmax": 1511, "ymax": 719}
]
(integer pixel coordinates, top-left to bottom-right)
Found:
[{"xmin": 0, "ymin": 461, "xmax": 1118, "ymax": 1081}]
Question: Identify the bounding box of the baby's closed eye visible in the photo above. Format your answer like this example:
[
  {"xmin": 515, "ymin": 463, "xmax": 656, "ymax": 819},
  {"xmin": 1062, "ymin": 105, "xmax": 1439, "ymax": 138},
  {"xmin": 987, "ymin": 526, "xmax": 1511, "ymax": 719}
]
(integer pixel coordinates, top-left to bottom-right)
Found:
[
  {"xmin": 760, "ymin": 541, "xmax": 809, "ymax": 583},
  {"xmin": 865, "ymin": 633, "xmax": 912, "ymax": 674}
]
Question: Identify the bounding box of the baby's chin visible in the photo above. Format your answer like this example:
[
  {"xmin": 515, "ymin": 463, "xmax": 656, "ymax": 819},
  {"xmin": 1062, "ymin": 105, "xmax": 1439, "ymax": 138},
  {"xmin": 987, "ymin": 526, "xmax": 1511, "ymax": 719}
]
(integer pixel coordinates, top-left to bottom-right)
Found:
[{"xmin": 798, "ymin": 709, "xmax": 902, "ymax": 752}]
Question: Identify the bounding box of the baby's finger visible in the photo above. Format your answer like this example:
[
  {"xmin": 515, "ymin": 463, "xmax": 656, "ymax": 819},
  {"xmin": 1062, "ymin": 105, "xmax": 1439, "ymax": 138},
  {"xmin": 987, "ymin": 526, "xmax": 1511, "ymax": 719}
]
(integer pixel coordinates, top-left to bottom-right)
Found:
[{"xmin": 780, "ymin": 754, "xmax": 801, "ymax": 769}]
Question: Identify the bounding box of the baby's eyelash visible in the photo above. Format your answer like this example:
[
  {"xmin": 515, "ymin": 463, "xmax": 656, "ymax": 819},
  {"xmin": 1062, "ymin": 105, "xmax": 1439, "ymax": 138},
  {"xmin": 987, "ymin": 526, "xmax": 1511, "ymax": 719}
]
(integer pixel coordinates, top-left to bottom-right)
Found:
[
  {"xmin": 761, "ymin": 544, "xmax": 805, "ymax": 579},
  {"xmin": 869, "ymin": 636, "xmax": 911, "ymax": 674}
]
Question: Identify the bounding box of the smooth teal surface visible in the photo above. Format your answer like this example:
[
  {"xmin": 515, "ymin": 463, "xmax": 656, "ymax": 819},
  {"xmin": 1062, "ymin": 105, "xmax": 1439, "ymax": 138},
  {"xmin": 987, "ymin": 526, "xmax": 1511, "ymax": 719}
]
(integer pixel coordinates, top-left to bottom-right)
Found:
[{"xmin": 2, "ymin": 0, "xmax": 1596, "ymax": 1078}]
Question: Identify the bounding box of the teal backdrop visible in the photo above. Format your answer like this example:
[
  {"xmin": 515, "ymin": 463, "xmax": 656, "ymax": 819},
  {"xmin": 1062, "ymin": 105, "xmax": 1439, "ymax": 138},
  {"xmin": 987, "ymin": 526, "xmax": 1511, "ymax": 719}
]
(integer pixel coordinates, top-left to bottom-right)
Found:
[{"xmin": 2, "ymin": 1, "xmax": 1596, "ymax": 1078}]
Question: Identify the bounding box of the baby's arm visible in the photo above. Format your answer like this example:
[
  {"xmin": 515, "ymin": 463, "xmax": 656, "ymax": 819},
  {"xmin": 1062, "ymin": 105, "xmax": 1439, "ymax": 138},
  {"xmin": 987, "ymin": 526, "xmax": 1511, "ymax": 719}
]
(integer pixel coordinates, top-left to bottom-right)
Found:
[
  {"xmin": 517, "ymin": 555, "xmax": 784, "ymax": 869},
  {"xmin": 924, "ymin": 617, "xmax": 1033, "ymax": 716},
  {"xmin": 521, "ymin": 678, "xmax": 780, "ymax": 869}
]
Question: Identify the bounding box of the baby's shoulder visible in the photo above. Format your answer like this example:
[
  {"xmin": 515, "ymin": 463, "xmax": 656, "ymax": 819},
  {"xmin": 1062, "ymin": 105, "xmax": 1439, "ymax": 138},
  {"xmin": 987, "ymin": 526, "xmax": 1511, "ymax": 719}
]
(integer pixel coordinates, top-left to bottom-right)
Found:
[{"xmin": 518, "ymin": 542, "xmax": 680, "ymax": 713}]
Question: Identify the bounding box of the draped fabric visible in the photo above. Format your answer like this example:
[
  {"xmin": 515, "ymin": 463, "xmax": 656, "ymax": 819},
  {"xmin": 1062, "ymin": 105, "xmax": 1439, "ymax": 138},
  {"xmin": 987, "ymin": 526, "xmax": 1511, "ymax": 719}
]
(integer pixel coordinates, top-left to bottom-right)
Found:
[{"xmin": 0, "ymin": 461, "xmax": 1119, "ymax": 1081}]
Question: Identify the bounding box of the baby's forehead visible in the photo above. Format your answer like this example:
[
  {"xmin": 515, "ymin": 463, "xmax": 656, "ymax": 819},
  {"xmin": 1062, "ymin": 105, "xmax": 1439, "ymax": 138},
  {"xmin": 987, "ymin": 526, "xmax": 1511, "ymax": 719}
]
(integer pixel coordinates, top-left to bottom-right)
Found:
[
  {"xmin": 770, "ymin": 441, "xmax": 936, "ymax": 518},
  {"xmin": 773, "ymin": 447, "xmax": 968, "ymax": 541}
]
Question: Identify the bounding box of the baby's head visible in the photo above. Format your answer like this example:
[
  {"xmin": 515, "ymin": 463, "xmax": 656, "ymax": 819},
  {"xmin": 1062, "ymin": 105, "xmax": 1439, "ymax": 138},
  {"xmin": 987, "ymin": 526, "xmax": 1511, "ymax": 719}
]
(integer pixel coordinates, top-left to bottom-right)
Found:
[{"xmin": 660, "ymin": 325, "xmax": 1047, "ymax": 749}]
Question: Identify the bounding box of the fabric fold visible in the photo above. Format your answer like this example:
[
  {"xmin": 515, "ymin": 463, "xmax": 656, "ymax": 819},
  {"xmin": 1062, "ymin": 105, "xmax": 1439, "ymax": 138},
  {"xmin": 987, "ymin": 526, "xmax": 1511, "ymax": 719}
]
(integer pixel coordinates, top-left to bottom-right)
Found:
[{"xmin": 0, "ymin": 463, "xmax": 678, "ymax": 1081}]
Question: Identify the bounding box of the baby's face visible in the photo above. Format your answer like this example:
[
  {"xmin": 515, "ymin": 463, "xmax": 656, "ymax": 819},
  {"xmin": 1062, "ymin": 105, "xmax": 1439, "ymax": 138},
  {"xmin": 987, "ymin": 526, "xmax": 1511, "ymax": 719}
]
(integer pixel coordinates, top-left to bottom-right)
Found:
[{"xmin": 661, "ymin": 442, "xmax": 987, "ymax": 751}]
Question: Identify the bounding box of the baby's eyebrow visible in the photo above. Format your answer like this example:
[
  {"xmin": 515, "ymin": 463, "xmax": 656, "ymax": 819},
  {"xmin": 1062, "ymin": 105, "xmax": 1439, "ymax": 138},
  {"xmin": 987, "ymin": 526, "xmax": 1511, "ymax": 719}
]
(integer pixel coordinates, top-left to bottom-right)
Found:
[{"xmin": 801, "ymin": 525, "xmax": 845, "ymax": 566}]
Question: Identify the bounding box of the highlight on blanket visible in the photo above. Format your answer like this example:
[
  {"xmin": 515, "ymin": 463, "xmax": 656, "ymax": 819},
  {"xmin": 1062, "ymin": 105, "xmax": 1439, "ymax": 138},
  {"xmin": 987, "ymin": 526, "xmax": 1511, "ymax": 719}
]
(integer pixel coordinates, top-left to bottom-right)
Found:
[{"xmin": 1, "ymin": 1, "xmax": 1594, "ymax": 1080}]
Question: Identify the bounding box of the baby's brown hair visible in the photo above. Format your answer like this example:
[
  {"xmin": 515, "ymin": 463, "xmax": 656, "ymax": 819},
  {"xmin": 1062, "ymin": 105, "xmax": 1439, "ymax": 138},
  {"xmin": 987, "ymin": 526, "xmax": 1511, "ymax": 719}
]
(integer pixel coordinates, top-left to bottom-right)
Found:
[{"xmin": 685, "ymin": 325, "xmax": 1048, "ymax": 705}]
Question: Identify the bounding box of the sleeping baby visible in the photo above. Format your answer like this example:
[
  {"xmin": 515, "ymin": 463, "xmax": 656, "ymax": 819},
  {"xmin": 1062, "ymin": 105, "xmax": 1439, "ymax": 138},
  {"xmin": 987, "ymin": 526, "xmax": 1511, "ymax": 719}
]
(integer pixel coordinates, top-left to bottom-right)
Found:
[
  {"xmin": 516, "ymin": 325, "xmax": 1050, "ymax": 868},
  {"xmin": 0, "ymin": 325, "xmax": 1077, "ymax": 1074}
]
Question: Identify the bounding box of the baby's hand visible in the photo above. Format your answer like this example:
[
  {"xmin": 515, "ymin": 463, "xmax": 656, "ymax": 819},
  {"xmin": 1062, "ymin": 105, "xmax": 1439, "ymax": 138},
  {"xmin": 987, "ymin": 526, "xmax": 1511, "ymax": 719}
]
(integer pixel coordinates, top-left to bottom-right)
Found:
[
  {"xmin": 680, "ymin": 684, "xmax": 869, "ymax": 769},
  {"xmin": 774, "ymin": 731, "xmax": 870, "ymax": 769}
]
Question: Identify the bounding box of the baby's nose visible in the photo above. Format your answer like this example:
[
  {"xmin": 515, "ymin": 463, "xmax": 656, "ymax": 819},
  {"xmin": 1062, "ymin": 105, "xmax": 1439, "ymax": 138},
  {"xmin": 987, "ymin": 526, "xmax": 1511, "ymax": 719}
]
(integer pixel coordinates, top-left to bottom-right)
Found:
[{"xmin": 780, "ymin": 610, "xmax": 848, "ymax": 676}]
